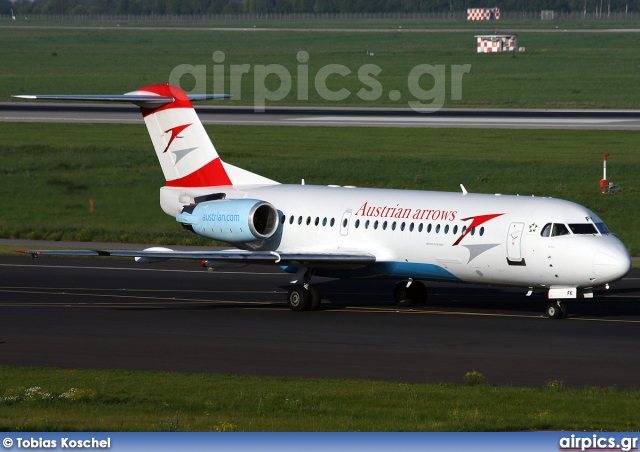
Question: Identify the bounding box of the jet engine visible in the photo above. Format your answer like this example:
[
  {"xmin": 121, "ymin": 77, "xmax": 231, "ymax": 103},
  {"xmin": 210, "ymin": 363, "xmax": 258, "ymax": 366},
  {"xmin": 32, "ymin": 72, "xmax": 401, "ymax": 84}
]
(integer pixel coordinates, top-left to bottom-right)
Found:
[{"xmin": 176, "ymin": 199, "xmax": 279, "ymax": 243}]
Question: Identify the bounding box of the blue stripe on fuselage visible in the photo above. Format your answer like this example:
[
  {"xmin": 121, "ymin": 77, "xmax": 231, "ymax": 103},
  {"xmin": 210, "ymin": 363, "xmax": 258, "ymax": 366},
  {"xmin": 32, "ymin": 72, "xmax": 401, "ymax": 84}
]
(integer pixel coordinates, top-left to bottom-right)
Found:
[{"xmin": 281, "ymin": 262, "xmax": 461, "ymax": 281}]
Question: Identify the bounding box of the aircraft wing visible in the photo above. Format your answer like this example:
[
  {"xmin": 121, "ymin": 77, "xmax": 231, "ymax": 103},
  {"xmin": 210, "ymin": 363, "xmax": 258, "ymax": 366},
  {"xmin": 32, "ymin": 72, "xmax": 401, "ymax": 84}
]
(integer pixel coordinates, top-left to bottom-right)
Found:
[{"xmin": 17, "ymin": 248, "xmax": 376, "ymax": 268}]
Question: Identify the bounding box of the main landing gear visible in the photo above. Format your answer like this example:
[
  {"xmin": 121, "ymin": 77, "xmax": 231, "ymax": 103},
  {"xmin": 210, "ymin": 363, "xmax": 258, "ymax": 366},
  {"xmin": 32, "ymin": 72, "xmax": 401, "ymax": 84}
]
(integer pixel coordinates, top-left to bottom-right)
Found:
[
  {"xmin": 285, "ymin": 268, "xmax": 429, "ymax": 312},
  {"xmin": 393, "ymin": 280, "xmax": 427, "ymax": 308},
  {"xmin": 546, "ymin": 300, "xmax": 569, "ymax": 319},
  {"xmin": 286, "ymin": 267, "xmax": 322, "ymax": 311},
  {"xmin": 287, "ymin": 284, "xmax": 322, "ymax": 311}
]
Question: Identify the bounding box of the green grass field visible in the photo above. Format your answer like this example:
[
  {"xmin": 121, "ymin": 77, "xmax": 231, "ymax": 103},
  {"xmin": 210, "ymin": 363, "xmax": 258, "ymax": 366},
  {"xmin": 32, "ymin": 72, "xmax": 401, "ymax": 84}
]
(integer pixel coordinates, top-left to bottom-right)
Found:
[
  {"xmin": 5, "ymin": 15, "xmax": 640, "ymax": 29},
  {"xmin": 1, "ymin": 366, "xmax": 639, "ymax": 431},
  {"xmin": 2, "ymin": 27, "xmax": 640, "ymax": 109},
  {"xmin": 0, "ymin": 123, "xmax": 638, "ymax": 255}
]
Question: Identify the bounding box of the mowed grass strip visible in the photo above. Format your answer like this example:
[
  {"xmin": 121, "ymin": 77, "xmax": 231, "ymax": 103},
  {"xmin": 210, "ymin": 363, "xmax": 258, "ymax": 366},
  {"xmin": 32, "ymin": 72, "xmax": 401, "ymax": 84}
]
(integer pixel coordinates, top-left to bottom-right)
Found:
[
  {"xmin": 0, "ymin": 366, "xmax": 639, "ymax": 431},
  {"xmin": 2, "ymin": 28, "xmax": 640, "ymax": 108},
  {"xmin": 0, "ymin": 123, "xmax": 638, "ymax": 254},
  {"xmin": 6, "ymin": 17, "xmax": 640, "ymax": 29}
]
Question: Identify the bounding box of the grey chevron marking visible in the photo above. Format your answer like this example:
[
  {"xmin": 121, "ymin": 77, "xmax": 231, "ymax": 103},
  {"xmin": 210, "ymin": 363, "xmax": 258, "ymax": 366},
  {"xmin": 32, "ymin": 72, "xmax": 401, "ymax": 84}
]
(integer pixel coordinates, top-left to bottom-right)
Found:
[
  {"xmin": 171, "ymin": 147, "xmax": 198, "ymax": 165},
  {"xmin": 462, "ymin": 244, "xmax": 500, "ymax": 263}
]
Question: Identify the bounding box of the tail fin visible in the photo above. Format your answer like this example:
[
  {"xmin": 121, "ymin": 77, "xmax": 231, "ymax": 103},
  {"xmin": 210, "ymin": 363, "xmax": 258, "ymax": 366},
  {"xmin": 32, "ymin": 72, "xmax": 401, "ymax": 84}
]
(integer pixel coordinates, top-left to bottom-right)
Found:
[
  {"xmin": 129, "ymin": 84, "xmax": 278, "ymax": 188},
  {"xmin": 14, "ymin": 84, "xmax": 278, "ymax": 188},
  {"xmin": 133, "ymin": 84, "xmax": 232, "ymax": 187}
]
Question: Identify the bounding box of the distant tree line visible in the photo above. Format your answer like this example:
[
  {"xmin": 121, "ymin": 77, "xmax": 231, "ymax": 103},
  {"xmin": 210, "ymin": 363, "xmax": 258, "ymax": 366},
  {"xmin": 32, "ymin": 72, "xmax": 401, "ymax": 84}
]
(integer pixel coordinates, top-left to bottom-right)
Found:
[{"xmin": 3, "ymin": 0, "xmax": 639, "ymax": 15}]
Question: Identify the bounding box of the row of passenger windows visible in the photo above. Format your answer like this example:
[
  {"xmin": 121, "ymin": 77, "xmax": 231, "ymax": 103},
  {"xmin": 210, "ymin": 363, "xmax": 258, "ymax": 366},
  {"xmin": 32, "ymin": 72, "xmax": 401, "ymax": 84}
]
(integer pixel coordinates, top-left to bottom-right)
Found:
[
  {"xmin": 282, "ymin": 215, "xmax": 337, "ymax": 227},
  {"xmin": 279, "ymin": 215, "xmax": 485, "ymax": 236}
]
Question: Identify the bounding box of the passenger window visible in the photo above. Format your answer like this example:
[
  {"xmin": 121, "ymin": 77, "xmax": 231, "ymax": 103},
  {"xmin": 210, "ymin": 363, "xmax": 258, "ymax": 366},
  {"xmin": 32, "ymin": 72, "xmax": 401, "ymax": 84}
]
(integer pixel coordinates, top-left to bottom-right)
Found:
[
  {"xmin": 306, "ymin": 216, "xmax": 311, "ymax": 226},
  {"xmin": 436, "ymin": 224, "xmax": 440, "ymax": 233},
  {"xmin": 298, "ymin": 216, "xmax": 303, "ymax": 225},
  {"xmin": 280, "ymin": 215, "xmax": 285, "ymax": 224},
  {"xmin": 453, "ymin": 225, "xmax": 458, "ymax": 234},
  {"xmin": 552, "ymin": 223, "xmax": 569, "ymax": 237},
  {"xmin": 400, "ymin": 222, "xmax": 405, "ymax": 231},
  {"xmin": 392, "ymin": 222, "xmax": 397, "ymax": 231},
  {"xmin": 418, "ymin": 224, "xmax": 423, "ymax": 232},
  {"xmin": 289, "ymin": 216, "xmax": 294, "ymax": 225},
  {"xmin": 480, "ymin": 227, "xmax": 484, "ymax": 236},
  {"xmin": 541, "ymin": 223, "xmax": 551, "ymax": 237},
  {"xmin": 322, "ymin": 217, "xmax": 327, "ymax": 226},
  {"xmin": 355, "ymin": 219, "xmax": 360, "ymax": 229},
  {"xmin": 427, "ymin": 224, "xmax": 432, "ymax": 233},
  {"xmin": 383, "ymin": 221, "xmax": 388, "ymax": 230},
  {"xmin": 374, "ymin": 220, "xmax": 379, "ymax": 230},
  {"xmin": 314, "ymin": 217, "xmax": 319, "ymax": 226},
  {"xmin": 342, "ymin": 218, "xmax": 348, "ymax": 228},
  {"xmin": 409, "ymin": 223, "xmax": 414, "ymax": 232},
  {"xmin": 365, "ymin": 220, "xmax": 370, "ymax": 229},
  {"xmin": 330, "ymin": 218, "xmax": 335, "ymax": 227}
]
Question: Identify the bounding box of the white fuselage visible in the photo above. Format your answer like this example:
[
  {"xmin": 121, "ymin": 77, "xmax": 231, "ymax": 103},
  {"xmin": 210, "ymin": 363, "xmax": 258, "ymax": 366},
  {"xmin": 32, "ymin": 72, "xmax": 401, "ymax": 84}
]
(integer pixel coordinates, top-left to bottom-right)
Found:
[{"xmin": 160, "ymin": 184, "xmax": 632, "ymax": 292}]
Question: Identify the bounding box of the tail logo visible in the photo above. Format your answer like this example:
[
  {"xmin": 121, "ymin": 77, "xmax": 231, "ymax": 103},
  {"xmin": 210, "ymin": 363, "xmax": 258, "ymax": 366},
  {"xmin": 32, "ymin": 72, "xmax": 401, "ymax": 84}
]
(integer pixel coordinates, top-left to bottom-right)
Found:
[{"xmin": 162, "ymin": 123, "xmax": 192, "ymax": 153}]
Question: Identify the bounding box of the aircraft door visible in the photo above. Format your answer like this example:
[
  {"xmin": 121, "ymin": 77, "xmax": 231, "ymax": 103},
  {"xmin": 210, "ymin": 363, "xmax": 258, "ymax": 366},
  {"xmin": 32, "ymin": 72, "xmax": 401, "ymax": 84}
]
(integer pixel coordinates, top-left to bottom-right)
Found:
[
  {"xmin": 340, "ymin": 210, "xmax": 352, "ymax": 236},
  {"xmin": 507, "ymin": 222, "xmax": 525, "ymax": 263}
]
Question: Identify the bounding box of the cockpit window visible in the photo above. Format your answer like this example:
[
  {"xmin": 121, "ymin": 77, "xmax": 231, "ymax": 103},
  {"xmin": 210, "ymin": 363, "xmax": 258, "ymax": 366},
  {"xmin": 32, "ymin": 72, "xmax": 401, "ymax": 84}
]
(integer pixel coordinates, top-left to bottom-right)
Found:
[
  {"xmin": 552, "ymin": 224, "xmax": 570, "ymax": 236},
  {"xmin": 542, "ymin": 222, "xmax": 603, "ymax": 238},
  {"xmin": 569, "ymin": 223, "xmax": 598, "ymax": 235},
  {"xmin": 541, "ymin": 223, "xmax": 551, "ymax": 237}
]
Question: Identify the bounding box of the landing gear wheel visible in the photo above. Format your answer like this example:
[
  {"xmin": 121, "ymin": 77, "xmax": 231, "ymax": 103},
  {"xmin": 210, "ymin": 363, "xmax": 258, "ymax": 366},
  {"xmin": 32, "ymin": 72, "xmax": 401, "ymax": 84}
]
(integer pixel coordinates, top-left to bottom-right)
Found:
[
  {"xmin": 394, "ymin": 281, "xmax": 426, "ymax": 307},
  {"xmin": 287, "ymin": 285, "xmax": 311, "ymax": 312},
  {"xmin": 410, "ymin": 281, "xmax": 427, "ymax": 306},
  {"xmin": 394, "ymin": 282, "xmax": 415, "ymax": 307},
  {"xmin": 559, "ymin": 301, "xmax": 569, "ymax": 319},
  {"xmin": 546, "ymin": 301, "xmax": 563, "ymax": 319},
  {"xmin": 308, "ymin": 285, "xmax": 322, "ymax": 311}
]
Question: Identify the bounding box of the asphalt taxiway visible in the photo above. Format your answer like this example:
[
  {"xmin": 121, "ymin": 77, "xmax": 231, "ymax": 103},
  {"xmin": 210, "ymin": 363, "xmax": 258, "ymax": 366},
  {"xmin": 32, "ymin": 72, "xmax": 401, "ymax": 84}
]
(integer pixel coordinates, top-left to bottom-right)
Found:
[{"xmin": 1, "ymin": 255, "xmax": 638, "ymax": 388}]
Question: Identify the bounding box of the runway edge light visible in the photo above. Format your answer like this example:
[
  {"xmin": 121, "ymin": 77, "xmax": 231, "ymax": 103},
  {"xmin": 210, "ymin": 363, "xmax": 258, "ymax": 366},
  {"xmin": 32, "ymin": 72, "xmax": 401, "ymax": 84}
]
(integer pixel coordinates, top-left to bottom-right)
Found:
[{"xmin": 600, "ymin": 153, "xmax": 622, "ymax": 194}]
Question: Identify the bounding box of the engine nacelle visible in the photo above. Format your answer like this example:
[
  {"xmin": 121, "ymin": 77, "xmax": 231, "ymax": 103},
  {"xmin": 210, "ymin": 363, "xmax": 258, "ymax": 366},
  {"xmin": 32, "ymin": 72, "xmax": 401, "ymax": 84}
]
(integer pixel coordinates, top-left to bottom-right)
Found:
[{"xmin": 176, "ymin": 199, "xmax": 279, "ymax": 244}]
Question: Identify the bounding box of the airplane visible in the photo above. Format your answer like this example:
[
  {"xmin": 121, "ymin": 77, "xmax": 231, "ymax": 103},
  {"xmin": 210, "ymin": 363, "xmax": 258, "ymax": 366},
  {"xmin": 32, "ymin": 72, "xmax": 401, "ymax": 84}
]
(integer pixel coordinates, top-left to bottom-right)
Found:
[{"xmin": 13, "ymin": 84, "xmax": 632, "ymax": 319}]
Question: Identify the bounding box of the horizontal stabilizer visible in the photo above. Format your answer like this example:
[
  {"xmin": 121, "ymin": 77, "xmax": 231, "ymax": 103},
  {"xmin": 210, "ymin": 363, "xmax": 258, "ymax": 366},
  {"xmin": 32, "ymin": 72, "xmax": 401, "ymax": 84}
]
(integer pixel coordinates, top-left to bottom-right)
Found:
[{"xmin": 12, "ymin": 93, "xmax": 231, "ymax": 106}]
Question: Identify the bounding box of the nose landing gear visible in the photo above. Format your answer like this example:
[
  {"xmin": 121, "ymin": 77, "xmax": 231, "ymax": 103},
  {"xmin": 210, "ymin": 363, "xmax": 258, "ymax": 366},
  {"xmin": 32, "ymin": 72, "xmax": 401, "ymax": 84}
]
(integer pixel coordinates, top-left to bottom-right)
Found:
[{"xmin": 546, "ymin": 300, "xmax": 569, "ymax": 319}]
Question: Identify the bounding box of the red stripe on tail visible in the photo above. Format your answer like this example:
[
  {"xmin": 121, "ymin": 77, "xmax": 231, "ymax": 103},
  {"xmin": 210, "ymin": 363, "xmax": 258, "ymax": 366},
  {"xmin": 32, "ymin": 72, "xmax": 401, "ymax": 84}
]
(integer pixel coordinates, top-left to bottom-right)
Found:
[
  {"xmin": 137, "ymin": 84, "xmax": 193, "ymax": 117},
  {"xmin": 165, "ymin": 158, "xmax": 232, "ymax": 187}
]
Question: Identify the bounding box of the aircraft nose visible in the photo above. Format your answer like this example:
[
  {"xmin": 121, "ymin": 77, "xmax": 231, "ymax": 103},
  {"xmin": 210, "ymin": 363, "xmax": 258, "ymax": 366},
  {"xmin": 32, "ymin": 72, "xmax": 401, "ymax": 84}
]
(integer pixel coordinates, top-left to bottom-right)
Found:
[{"xmin": 593, "ymin": 242, "xmax": 632, "ymax": 282}]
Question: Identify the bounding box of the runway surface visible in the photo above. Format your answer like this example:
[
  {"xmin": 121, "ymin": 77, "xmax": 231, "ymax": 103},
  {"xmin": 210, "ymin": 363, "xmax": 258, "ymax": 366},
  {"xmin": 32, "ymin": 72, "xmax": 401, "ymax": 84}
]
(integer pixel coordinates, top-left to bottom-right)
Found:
[
  {"xmin": 1, "ymin": 255, "xmax": 639, "ymax": 388},
  {"xmin": 3, "ymin": 102, "xmax": 640, "ymax": 129}
]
